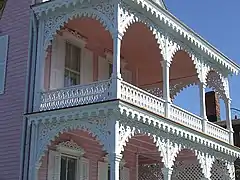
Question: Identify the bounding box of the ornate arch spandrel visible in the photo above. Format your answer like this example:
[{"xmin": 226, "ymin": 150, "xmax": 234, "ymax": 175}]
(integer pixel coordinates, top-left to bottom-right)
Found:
[
  {"xmin": 205, "ymin": 70, "xmax": 229, "ymax": 100},
  {"xmin": 117, "ymin": 105, "xmax": 240, "ymax": 170},
  {"xmin": 42, "ymin": 1, "xmax": 116, "ymax": 51},
  {"xmin": 32, "ymin": 112, "xmax": 113, "ymax": 165}
]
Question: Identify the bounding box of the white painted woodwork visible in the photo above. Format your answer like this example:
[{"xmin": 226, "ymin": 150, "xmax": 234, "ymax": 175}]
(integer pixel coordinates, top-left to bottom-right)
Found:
[
  {"xmin": 80, "ymin": 157, "xmax": 90, "ymax": 180},
  {"xmin": 98, "ymin": 161, "xmax": 108, "ymax": 180},
  {"xmin": 98, "ymin": 56, "xmax": 109, "ymax": 81},
  {"xmin": 47, "ymin": 150, "xmax": 61, "ymax": 180},
  {"xmin": 81, "ymin": 48, "xmax": 93, "ymax": 84},
  {"xmin": 50, "ymin": 36, "xmax": 65, "ymax": 90}
]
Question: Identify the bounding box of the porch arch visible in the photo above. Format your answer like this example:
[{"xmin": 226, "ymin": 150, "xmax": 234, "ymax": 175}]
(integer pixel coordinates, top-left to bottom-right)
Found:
[
  {"xmin": 36, "ymin": 117, "xmax": 111, "ymax": 166},
  {"xmin": 42, "ymin": 2, "xmax": 115, "ymax": 51},
  {"xmin": 172, "ymin": 149, "xmax": 204, "ymax": 180},
  {"xmin": 121, "ymin": 132, "xmax": 165, "ymax": 180},
  {"xmin": 121, "ymin": 20, "xmax": 164, "ymax": 90},
  {"xmin": 38, "ymin": 130, "xmax": 107, "ymax": 180}
]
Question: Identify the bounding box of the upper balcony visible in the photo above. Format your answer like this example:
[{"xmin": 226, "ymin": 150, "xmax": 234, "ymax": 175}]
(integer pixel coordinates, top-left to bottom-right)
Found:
[{"xmin": 30, "ymin": 0, "xmax": 239, "ymax": 145}]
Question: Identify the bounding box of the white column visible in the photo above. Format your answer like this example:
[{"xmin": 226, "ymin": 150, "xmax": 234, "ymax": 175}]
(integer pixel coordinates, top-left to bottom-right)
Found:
[
  {"xmin": 161, "ymin": 61, "xmax": 171, "ymax": 118},
  {"xmin": 109, "ymin": 153, "xmax": 122, "ymax": 180},
  {"xmin": 199, "ymin": 82, "xmax": 208, "ymax": 132},
  {"xmin": 161, "ymin": 167, "xmax": 173, "ymax": 180},
  {"xmin": 225, "ymin": 98, "xmax": 234, "ymax": 145},
  {"xmin": 111, "ymin": 33, "xmax": 122, "ymax": 99},
  {"xmin": 112, "ymin": 33, "xmax": 122, "ymax": 79},
  {"xmin": 33, "ymin": 19, "xmax": 45, "ymax": 111},
  {"xmin": 28, "ymin": 123, "xmax": 39, "ymax": 180}
]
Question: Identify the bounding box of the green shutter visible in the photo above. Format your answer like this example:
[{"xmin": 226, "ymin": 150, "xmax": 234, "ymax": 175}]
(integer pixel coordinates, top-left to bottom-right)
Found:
[{"xmin": 0, "ymin": 35, "xmax": 8, "ymax": 94}]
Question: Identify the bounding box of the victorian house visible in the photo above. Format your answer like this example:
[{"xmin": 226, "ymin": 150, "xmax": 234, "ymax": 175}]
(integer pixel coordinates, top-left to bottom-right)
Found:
[{"xmin": 0, "ymin": 0, "xmax": 240, "ymax": 180}]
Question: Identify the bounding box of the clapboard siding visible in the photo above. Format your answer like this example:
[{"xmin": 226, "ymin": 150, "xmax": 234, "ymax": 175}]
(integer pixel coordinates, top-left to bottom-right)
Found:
[{"xmin": 0, "ymin": 0, "xmax": 31, "ymax": 179}]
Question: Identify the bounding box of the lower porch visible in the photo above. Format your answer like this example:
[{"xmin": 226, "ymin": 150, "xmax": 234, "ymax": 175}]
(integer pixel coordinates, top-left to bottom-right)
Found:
[
  {"xmin": 38, "ymin": 130, "xmax": 232, "ymax": 180},
  {"xmin": 26, "ymin": 102, "xmax": 238, "ymax": 180}
]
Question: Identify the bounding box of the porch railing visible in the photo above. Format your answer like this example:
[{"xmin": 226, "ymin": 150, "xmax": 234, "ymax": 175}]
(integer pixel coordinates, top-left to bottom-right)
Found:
[
  {"xmin": 39, "ymin": 79, "xmax": 230, "ymax": 143},
  {"xmin": 120, "ymin": 81, "xmax": 165, "ymax": 117},
  {"xmin": 170, "ymin": 104, "xmax": 202, "ymax": 132},
  {"xmin": 39, "ymin": 80, "xmax": 111, "ymax": 111},
  {"xmin": 206, "ymin": 121, "xmax": 229, "ymax": 143}
]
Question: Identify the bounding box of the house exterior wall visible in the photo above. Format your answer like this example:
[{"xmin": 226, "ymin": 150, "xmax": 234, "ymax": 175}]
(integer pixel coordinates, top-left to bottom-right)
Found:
[{"xmin": 0, "ymin": 0, "xmax": 31, "ymax": 179}]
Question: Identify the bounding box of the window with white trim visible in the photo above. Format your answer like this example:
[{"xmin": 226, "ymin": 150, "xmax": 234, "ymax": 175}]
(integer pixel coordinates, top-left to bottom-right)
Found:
[
  {"xmin": 50, "ymin": 33, "xmax": 93, "ymax": 90},
  {"xmin": 0, "ymin": 35, "xmax": 8, "ymax": 94},
  {"xmin": 64, "ymin": 42, "xmax": 81, "ymax": 87},
  {"xmin": 0, "ymin": 0, "xmax": 7, "ymax": 19},
  {"xmin": 48, "ymin": 140, "xmax": 89, "ymax": 180},
  {"xmin": 60, "ymin": 156, "xmax": 77, "ymax": 180}
]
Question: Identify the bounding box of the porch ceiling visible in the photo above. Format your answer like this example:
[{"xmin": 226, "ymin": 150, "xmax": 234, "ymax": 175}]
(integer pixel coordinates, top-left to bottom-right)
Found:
[{"xmin": 65, "ymin": 18, "xmax": 199, "ymax": 87}]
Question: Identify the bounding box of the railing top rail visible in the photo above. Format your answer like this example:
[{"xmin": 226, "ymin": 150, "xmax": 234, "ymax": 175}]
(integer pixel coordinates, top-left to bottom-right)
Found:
[
  {"xmin": 171, "ymin": 104, "xmax": 202, "ymax": 120},
  {"xmin": 207, "ymin": 121, "xmax": 229, "ymax": 133}
]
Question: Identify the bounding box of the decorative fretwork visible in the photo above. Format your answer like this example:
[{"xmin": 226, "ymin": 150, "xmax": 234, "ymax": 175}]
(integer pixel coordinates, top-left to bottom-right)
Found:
[
  {"xmin": 144, "ymin": 87, "xmax": 163, "ymax": 98},
  {"xmin": 206, "ymin": 70, "xmax": 229, "ymax": 100},
  {"xmin": 138, "ymin": 164, "xmax": 164, "ymax": 180},
  {"xmin": 34, "ymin": 109, "xmax": 113, "ymax": 165},
  {"xmin": 40, "ymin": 80, "xmax": 111, "ymax": 111},
  {"xmin": 56, "ymin": 139, "xmax": 85, "ymax": 156},
  {"xmin": 118, "ymin": 106, "xmax": 239, "ymax": 167},
  {"xmin": 43, "ymin": 1, "xmax": 115, "ymax": 50}
]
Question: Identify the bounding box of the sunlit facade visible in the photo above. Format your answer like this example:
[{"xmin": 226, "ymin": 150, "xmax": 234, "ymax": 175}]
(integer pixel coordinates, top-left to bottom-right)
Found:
[{"xmin": 24, "ymin": 0, "xmax": 240, "ymax": 179}]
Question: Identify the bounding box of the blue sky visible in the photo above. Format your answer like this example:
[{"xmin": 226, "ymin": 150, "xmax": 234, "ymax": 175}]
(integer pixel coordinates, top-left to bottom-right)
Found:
[{"xmin": 164, "ymin": 0, "xmax": 240, "ymax": 119}]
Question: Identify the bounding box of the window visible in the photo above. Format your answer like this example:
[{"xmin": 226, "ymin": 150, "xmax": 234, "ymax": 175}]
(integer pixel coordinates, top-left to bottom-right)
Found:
[
  {"xmin": 47, "ymin": 140, "xmax": 89, "ymax": 180},
  {"xmin": 0, "ymin": 35, "xmax": 8, "ymax": 94},
  {"xmin": 0, "ymin": 0, "xmax": 7, "ymax": 19},
  {"xmin": 60, "ymin": 156, "xmax": 77, "ymax": 180},
  {"xmin": 64, "ymin": 42, "xmax": 81, "ymax": 87}
]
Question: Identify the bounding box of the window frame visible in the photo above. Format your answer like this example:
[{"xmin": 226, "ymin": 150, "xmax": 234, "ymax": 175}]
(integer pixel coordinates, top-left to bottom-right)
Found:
[
  {"xmin": 49, "ymin": 140, "xmax": 89, "ymax": 180},
  {"xmin": 0, "ymin": 0, "xmax": 7, "ymax": 19},
  {"xmin": 64, "ymin": 41, "xmax": 82, "ymax": 87},
  {"xmin": 60, "ymin": 30, "xmax": 87, "ymax": 87}
]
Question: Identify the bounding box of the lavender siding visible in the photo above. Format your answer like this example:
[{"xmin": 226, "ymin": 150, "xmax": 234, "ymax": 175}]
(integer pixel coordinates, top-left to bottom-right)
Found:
[{"xmin": 0, "ymin": 0, "xmax": 31, "ymax": 179}]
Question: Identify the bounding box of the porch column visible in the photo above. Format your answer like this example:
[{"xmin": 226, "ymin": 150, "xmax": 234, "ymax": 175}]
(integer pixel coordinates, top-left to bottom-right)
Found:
[
  {"xmin": 161, "ymin": 167, "xmax": 173, "ymax": 180},
  {"xmin": 199, "ymin": 82, "xmax": 208, "ymax": 132},
  {"xmin": 28, "ymin": 123, "xmax": 39, "ymax": 180},
  {"xmin": 33, "ymin": 18, "xmax": 45, "ymax": 111},
  {"xmin": 109, "ymin": 153, "xmax": 122, "ymax": 180},
  {"xmin": 225, "ymin": 98, "xmax": 234, "ymax": 145},
  {"xmin": 111, "ymin": 33, "xmax": 122, "ymax": 99},
  {"xmin": 161, "ymin": 61, "xmax": 171, "ymax": 118}
]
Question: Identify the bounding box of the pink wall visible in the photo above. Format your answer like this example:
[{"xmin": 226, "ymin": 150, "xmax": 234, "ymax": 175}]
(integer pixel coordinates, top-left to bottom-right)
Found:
[{"xmin": 0, "ymin": 0, "xmax": 31, "ymax": 179}]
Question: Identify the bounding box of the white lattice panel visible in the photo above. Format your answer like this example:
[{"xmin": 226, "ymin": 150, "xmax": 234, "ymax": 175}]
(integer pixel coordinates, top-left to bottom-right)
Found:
[
  {"xmin": 211, "ymin": 160, "xmax": 229, "ymax": 180},
  {"xmin": 138, "ymin": 164, "xmax": 164, "ymax": 180},
  {"xmin": 172, "ymin": 162, "xmax": 203, "ymax": 180}
]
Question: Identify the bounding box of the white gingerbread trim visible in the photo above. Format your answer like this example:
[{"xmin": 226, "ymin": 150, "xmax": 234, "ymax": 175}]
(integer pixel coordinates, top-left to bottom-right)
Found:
[{"xmin": 56, "ymin": 139, "xmax": 85, "ymax": 157}]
